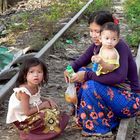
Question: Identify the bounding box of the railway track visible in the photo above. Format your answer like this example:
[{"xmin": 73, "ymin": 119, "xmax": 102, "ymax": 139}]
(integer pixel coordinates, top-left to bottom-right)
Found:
[{"xmin": 0, "ymin": 0, "xmax": 140, "ymax": 139}]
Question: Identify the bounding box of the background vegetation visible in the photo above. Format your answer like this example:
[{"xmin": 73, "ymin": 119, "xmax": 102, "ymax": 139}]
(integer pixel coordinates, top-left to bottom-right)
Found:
[
  {"xmin": 0, "ymin": 0, "xmax": 113, "ymax": 49},
  {"xmin": 123, "ymin": 0, "xmax": 140, "ymax": 47},
  {"xmin": 84, "ymin": 0, "xmax": 112, "ymax": 16}
]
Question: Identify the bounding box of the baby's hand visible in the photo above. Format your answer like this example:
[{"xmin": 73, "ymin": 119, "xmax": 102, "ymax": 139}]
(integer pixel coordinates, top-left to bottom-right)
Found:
[{"xmin": 91, "ymin": 55, "xmax": 102, "ymax": 64}]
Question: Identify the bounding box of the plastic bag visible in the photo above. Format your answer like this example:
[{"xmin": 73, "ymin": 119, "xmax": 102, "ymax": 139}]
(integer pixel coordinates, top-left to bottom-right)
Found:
[
  {"xmin": 0, "ymin": 46, "xmax": 14, "ymax": 71},
  {"xmin": 65, "ymin": 83, "xmax": 77, "ymax": 104}
]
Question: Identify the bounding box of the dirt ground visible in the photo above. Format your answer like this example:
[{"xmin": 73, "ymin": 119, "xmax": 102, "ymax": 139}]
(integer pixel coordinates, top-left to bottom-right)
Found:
[{"xmin": 0, "ymin": 0, "xmax": 140, "ymax": 140}]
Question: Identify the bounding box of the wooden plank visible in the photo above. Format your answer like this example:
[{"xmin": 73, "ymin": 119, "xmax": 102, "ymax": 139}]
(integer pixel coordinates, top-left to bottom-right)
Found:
[
  {"xmin": 136, "ymin": 44, "xmax": 140, "ymax": 77},
  {"xmin": 116, "ymin": 118, "xmax": 135, "ymax": 140}
]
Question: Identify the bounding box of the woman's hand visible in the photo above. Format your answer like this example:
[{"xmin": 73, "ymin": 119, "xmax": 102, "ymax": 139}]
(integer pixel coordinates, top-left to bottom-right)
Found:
[
  {"xmin": 64, "ymin": 70, "xmax": 70, "ymax": 83},
  {"xmin": 64, "ymin": 69, "xmax": 86, "ymax": 83},
  {"xmin": 71, "ymin": 71, "xmax": 86, "ymax": 83}
]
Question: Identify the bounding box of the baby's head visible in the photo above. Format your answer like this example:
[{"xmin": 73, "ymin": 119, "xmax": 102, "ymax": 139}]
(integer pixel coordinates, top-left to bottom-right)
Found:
[
  {"xmin": 17, "ymin": 57, "xmax": 48, "ymax": 86},
  {"xmin": 100, "ymin": 22, "xmax": 120, "ymax": 48}
]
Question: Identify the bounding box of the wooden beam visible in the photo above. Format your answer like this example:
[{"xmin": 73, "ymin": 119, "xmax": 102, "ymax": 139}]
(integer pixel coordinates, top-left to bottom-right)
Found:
[{"xmin": 116, "ymin": 117, "xmax": 135, "ymax": 140}]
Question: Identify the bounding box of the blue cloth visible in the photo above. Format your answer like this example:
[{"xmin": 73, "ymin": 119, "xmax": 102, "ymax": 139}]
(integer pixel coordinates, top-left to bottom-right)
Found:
[{"xmin": 76, "ymin": 68, "xmax": 140, "ymax": 135}]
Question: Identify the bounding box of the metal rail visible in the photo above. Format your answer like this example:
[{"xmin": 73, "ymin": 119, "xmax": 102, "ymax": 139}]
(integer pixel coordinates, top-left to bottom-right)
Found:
[{"xmin": 0, "ymin": 0, "xmax": 94, "ymax": 102}]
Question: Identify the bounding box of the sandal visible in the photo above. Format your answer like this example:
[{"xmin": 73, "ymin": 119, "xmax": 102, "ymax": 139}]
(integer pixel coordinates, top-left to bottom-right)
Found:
[
  {"xmin": 81, "ymin": 130, "xmax": 113, "ymax": 137},
  {"xmin": 72, "ymin": 123, "xmax": 82, "ymax": 130},
  {"xmin": 81, "ymin": 130, "xmax": 94, "ymax": 137}
]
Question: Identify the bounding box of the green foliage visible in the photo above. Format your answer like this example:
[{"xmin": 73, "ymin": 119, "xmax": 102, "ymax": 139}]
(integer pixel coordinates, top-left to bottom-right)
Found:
[
  {"xmin": 10, "ymin": 23, "xmax": 28, "ymax": 32},
  {"xmin": 12, "ymin": 12, "xmax": 31, "ymax": 23},
  {"xmin": 126, "ymin": 31, "xmax": 140, "ymax": 47},
  {"xmin": 66, "ymin": 0, "xmax": 85, "ymax": 13},
  {"xmin": 84, "ymin": 0, "xmax": 113, "ymax": 16},
  {"xmin": 7, "ymin": 12, "xmax": 30, "ymax": 32},
  {"xmin": 123, "ymin": 0, "xmax": 140, "ymax": 47},
  {"xmin": 46, "ymin": 0, "xmax": 86, "ymax": 21},
  {"xmin": 47, "ymin": 2, "xmax": 62, "ymax": 21},
  {"xmin": 4, "ymin": 0, "xmax": 89, "ymax": 33}
]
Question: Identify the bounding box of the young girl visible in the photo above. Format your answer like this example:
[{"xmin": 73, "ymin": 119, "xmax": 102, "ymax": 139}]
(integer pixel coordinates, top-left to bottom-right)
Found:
[
  {"xmin": 6, "ymin": 57, "xmax": 69, "ymax": 140},
  {"xmin": 91, "ymin": 22, "xmax": 120, "ymax": 76}
]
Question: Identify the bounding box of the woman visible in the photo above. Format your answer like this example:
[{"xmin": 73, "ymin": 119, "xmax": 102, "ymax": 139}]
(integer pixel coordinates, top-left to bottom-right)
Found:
[{"xmin": 64, "ymin": 10, "xmax": 140, "ymax": 136}]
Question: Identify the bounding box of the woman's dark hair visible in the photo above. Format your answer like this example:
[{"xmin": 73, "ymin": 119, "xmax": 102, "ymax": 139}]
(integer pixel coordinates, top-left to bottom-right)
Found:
[
  {"xmin": 88, "ymin": 10, "xmax": 114, "ymax": 25},
  {"xmin": 101, "ymin": 22, "xmax": 120, "ymax": 36},
  {"xmin": 16, "ymin": 57, "xmax": 48, "ymax": 86}
]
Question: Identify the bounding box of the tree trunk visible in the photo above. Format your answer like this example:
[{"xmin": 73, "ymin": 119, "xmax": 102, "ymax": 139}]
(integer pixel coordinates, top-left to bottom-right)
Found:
[
  {"xmin": 0, "ymin": 0, "xmax": 7, "ymax": 13},
  {"xmin": 0, "ymin": 0, "xmax": 3, "ymax": 13},
  {"xmin": 0, "ymin": 0, "xmax": 23, "ymax": 13}
]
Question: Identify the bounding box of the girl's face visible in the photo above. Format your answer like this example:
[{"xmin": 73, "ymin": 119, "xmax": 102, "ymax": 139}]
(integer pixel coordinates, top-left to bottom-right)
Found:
[
  {"xmin": 26, "ymin": 64, "xmax": 44, "ymax": 86},
  {"xmin": 100, "ymin": 30, "xmax": 119, "ymax": 49},
  {"xmin": 89, "ymin": 22, "xmax": 101, "ymax": 46}
]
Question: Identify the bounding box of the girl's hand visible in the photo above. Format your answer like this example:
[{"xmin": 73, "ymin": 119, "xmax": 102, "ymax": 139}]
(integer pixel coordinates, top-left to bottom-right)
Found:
[
  {"xmin": 48, "ymin": 99, "xmax": 58, "ymax": 109},
  {"xmin": 39, "ymin": 101, "xmax": 51, "ymax": 109},
  {"xmin": 71, "ymin": 71, "xmax": 85, "ymax": 82}
]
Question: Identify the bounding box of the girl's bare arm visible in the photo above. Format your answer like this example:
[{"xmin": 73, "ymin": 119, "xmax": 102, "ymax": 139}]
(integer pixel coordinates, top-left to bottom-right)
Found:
[{"xmin": 20, "ymin": 92, "xmax": 51, "ymax": 116}]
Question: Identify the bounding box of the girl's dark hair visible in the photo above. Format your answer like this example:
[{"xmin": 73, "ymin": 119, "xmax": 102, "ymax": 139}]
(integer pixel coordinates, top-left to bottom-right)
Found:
[
  {"xmin": 101, "ymin": 22, "xmax": 120, "ymax": 36},
  {"xmin": 88, "ymin": 10, "xmax": 114, "ymax": 25},
  {"xmin": 16, "ymin": 57, "xmax": 48, "ymax": 86}
]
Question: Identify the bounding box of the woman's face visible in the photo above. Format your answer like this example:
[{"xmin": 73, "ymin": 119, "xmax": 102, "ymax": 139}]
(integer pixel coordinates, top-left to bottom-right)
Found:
[{"xmin": 89, "ymin": 22, "xmax": 101, "ymax": 46}]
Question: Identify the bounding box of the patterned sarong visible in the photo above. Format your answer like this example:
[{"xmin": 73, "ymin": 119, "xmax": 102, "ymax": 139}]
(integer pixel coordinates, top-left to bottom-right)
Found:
[
  {"xmin": 13, "ymin": 109, "xmax": 69, "ymax": 140},
  {"xmin": 75, "ymin": 68, "xmax": 140, "ymax": 136}
]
